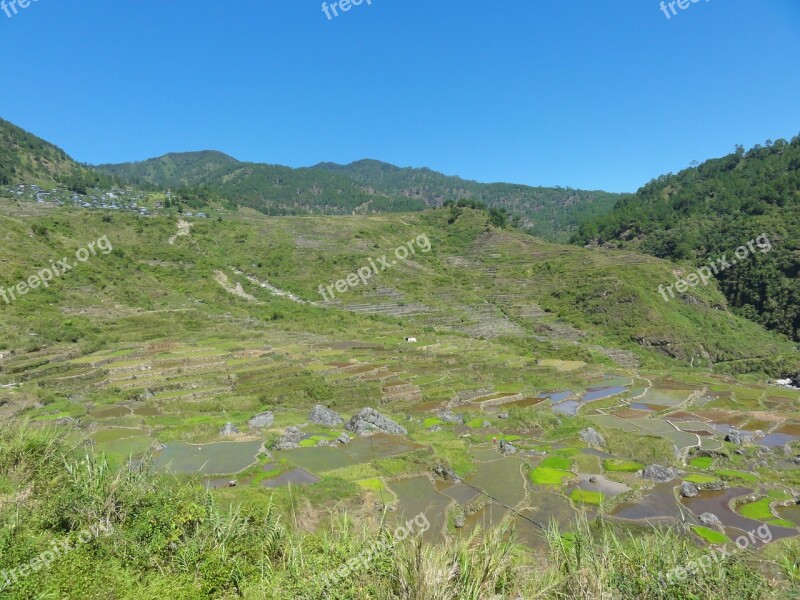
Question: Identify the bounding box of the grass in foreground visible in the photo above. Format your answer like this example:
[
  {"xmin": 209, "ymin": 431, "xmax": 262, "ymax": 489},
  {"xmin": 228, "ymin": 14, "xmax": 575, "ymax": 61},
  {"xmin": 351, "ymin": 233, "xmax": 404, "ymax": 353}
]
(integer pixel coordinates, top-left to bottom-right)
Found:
[{"xmin": 0, "ymin": 425, "xmax": 797, "ymax": 599}]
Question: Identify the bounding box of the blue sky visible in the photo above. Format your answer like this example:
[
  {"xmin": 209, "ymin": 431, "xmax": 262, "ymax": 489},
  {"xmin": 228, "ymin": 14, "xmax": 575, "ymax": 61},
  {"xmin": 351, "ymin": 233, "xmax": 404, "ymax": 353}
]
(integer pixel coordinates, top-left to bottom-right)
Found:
[{"xmin": 1, "ymin": 0, "xmax": 798, "ymax": 192}]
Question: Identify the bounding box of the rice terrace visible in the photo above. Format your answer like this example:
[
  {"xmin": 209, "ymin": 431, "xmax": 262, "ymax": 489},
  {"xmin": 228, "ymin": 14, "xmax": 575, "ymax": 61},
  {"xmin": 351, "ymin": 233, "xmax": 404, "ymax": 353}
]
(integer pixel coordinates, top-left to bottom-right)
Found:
[{"xmin": 1, "ymin": 1, "xmax": 800, "ymax": 599}]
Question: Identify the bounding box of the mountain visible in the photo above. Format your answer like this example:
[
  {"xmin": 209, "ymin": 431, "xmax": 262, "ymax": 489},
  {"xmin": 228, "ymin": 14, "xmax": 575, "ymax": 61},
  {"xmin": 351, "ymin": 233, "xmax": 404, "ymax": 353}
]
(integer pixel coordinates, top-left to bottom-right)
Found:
[
  {"xmin": 96, "ymin": 152, "xmax": 623, "ymax": 240},
  {"xmin": 313, "ymin": 159, "xmax": 623, "ymax": 241},
  {"xmin": 0, "ymin": 118, "xmax": 115, "ymax": 192},
  {"xmin": 572, "ymin": 137, "xmax": 800, "ymax": 341}
]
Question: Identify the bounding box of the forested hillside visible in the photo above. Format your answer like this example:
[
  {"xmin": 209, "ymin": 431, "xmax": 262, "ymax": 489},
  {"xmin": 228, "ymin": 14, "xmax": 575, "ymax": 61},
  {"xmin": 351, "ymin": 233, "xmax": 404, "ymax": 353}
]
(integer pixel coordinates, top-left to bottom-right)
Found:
[
  {"xmin": 573, "ymin": 137, "xmax": 800, "ymax": 341},
  {"xmin": 97, "ymin": 153, "xmax": 622, "ymax": 240},
  {"xmin": 0, "ymin": 118, "xmax": 115, "ymax": 192}
]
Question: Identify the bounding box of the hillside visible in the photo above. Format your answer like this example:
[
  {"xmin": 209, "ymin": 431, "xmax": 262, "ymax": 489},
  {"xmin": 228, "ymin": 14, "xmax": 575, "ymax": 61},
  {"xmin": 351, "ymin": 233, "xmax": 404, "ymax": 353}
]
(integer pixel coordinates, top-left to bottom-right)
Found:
[
  {"xmin": 573, "ymin": 137, "xmax": 800, "ymax": 341},
  {"xmin": 1, "ymin": 195, "xmax": 800, "ymax": 598},
  {"xmin": 0, "ymin": 118, "xmax": 115, "ymax": 192},
  {"xmin": 96, "ymin": 152, "xmax": 623, "ymax": 240},
  {"xmin": 314, "ymin": 159, "xmax": 623, "ymax": 240}
]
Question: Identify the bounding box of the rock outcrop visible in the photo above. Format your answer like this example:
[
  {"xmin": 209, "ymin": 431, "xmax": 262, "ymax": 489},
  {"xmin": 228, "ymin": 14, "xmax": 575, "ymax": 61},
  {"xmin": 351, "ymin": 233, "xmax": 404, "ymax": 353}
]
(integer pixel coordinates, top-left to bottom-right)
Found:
[
  {"xmin": 642, "ymin": 464, "xmax": 679, "ymax": 482},
  {"xmin": 220, "ymin": 422, "xmax": 239, "ymax": 436},
  {"xmin": 275, "ymin": 426, "xmax": 303, "ymax": 450},
  {"xmin": 345, "ymin": 408, "xmax": 408, "ymax": 436},
  {"xmin": 579, "ymin": 427, "xmax": 606, "ymax": 448},
  {"xmin": 248, "ymin": 411, "xmax": 275, "ymax": 429},
  {"xmin": 309, "ymin": 405, "xmax": 344, "ymax": 427}
]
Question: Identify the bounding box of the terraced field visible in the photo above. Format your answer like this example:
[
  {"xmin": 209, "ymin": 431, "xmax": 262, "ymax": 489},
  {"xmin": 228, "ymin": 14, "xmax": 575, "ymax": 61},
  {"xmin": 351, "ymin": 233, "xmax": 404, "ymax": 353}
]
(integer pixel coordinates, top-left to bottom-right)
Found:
[{"xmin": 1, "ymin": 202, "xmax": 798, "ymax": 557}]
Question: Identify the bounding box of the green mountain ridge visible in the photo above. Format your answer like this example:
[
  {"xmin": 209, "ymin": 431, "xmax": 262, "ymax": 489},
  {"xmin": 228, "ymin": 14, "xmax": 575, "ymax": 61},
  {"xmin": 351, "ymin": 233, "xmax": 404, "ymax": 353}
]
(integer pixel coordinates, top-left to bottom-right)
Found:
[{"xmin": 573, "ymin": 137, "xmax": 800, "ymax": 341}]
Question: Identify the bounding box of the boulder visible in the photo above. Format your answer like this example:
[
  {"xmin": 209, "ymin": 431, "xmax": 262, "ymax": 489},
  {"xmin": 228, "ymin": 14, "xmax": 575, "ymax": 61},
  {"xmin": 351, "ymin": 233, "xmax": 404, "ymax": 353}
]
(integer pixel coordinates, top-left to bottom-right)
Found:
[
  {"xmin": 454, "ymin": 514, "xmax": 466, "ymax": 529},
  {"xmin": 725, "ymin": 430, "xmax": 744, "ymax": 445},
  {"xmin": 499, "ymin": 440, "xmax": 517, "ymax": 455},
  {"xmin": 579, "ymin": 427, "xmax": 605, "ymax": 448},
  {"xmin": 642, "ymin": 464, "xmax": 679, "ymax": 482},
  {"xmin": 433, "ymin": 465, "xmax": 458, "ymax": 481},
  {"xmin": 337, "ymin": 432, "xmax": 351, "ymax": 445},
  {"xmin": 437, "ymin": 411, "xmax": 465, "ymax": 425},
  {"xmin": 345, "ymin": 407, "xmax": 408, "ymax": 436},
  {"xmin": 220, "ymin": 422, "xmax": 239, "ymax": 436},
  {"xmin": 680, "ymin": 481, "xmax": 699, "ymax": 498},
  {"xmin": 497, "ymin": 413, "xmax": 510, "ymax": 420},
  {"xmin": 275, "ymin": 426, "xmax": 303, "ymax": 450},
  {"xmin": 309, "ymin": 404, "xmax": 344, "ymax": 427},
  {"xmin": 248, "ymin": 411, "xmax": 275, "ymax": 429},
  {"xmin": 699, "ymin": 512, "xmax": 721, "ymax": 527}
]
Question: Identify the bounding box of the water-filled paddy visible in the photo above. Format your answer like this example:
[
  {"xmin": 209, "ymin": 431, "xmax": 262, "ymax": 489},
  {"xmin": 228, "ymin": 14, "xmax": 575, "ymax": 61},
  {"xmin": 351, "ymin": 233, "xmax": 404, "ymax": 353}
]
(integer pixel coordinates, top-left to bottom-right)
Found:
[
  {"xmin": 154, "ymin": 440, "xmax": 263, "ymax": 475},
  {"xmin": 612, "ymin": 482, "xmax": 682, "ymax": 522},
  {"xmin": 91, "ymin": 406, "xmax": 133, "ymax": 418},
  {"xmin": 467, "ymin": 457, "xmax": 526, "ymax": 508},
  {"xmin": 760, "ymin": 432, "xmax": 800, "ymax": 448},
  {"xmin": 280, "ymin": 446, "xmax": 357, "ymax": 473},
  {"xmin": 261, "ymin": 467, "xmax": 321, "ymax": 488},
  {"xmin": 389, "ymin": 477, "xmax": 451, "ymax": 543},
  {"xmin": 343, "ymin": 434, "xmax": 419, "ymax": 461}
]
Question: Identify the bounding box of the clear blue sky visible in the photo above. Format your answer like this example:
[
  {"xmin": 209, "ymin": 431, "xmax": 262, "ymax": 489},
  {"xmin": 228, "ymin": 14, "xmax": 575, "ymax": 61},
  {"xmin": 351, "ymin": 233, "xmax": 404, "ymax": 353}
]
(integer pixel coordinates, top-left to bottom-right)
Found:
[{"xmin": 1, "ymin": 0, "xmax": 798, "ymax": 192}]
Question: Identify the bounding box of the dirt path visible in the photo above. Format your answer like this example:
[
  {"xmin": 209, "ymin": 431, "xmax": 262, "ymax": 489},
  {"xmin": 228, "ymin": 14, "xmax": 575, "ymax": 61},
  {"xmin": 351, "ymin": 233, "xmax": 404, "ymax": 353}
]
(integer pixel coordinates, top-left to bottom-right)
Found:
[
  {"xmin": 168, "ymin": 219, "xmax": 192, "ymax": 245},
  {"xmin": 214, "ymin": 271, "xmax": 256, "ymax": 301}
]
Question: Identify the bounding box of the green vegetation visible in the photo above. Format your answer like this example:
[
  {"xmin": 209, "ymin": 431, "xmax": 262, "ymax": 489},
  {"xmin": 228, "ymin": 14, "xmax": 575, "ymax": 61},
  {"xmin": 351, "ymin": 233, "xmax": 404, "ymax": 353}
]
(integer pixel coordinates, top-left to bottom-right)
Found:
[
  {"xmin": 603, "ymin": 459, "xmax": 644, "ymax": 473},
  {"xmin": 1, "ymin": 121, "xmax": 800, "ymax": 597},
  {"xmin": 717, "ymin": 469, "xmax": 760, "ymax": 484},
  {"xmin": 574, "ymin": 137, "xmax": 800, "ymax": 341},
  {"xmin": 530, "ymin": 466, "xmax": 573, "ymax": 486},
  {"xmin": 569, "ymin": 488, "xmax": 605, "ymax": 505},
  {"xmin": 684, "ymin": 474, "xmax": 719, "ymax": 484},
  {"xmin": 689, "ymin": 457, "xmax": 715, "ymax": 469},
  {"xmin": 738, "ymin": 498, "xmax": 796, "ymax": 529},
  {"xmin": 540, "ymin": 456, "xmax": 573, "ymax": 471},
  {"xmin": 691, "ymin": 526, "xmax": 731, "ymax": 545}
]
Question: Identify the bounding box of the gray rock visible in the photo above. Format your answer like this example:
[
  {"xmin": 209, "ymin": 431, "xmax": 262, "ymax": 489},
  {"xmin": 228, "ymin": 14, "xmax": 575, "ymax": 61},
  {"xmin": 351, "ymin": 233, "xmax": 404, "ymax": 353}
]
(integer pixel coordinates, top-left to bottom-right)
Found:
[
  {"xmin": 437, "ymin": 411, "xmax": 465, "ymax": 425},
  {"xmin": 275, "ymin": 426, "xmax": 303, "ymax": 450},
  {"xmin": 151, "ymin": 442, "xmax": 166, "ymax": 452},
  {"xmin": 642, "ymin": 464, "xmax": 679, "ymax": 482},
  {"xmin": 309, "ymin": 404, "xmax": 344, "ymax": 427},
  {"xmin": 345, "ymin": 407, "xmax": 408, "ymax": 436},
  {"xmin": 499, "ymin": 440, "xmax": 517, "ymax": 455},
  {"xmin": 726, "ymin": 430, "xmax": 744, "ymax": 445},
  {"xmin": 482, "ymin": 420, "xmax": 492, "ymax": 428},
  {"xmin": 497, "ymin": 413, "xmax": 510, "ymax": 419},
  {"xmin": 337, "ymin": 432, "xmax": 351, "ymax": 445},
  {"xmin": 680, "ymin": 481, "xmax": 699, "ymax": 498},
  {"xmin": 454, "ymin": 514, "xmax": 466, "ymax": 529},
  {"xmin": 703, "ymin": 480, "xmax": 726, "ymax": 491},
  {"xmin": 579, "ymin": 427, "xmax": 606, "ymax": 448},
  {"xmin": 434, "ymin": 465, "xmax": 458, "ymax": 481},
  {"xmin": 427, "ymin": 425, "xmax": 443, "ymax": 432},
  {"xmin": 248, "ymin": 411, "xmax": 275, "ymax": 429},
  {"xmin": 589, "ymin": 476, "xmax": 598, "ymax": 483},
  {"xmin": 220, "ymin": 422, "xmax": 239, "ymax": 436},
  {"xmin": 699, "ymin": 512, "xmax": 721, "ymax": 527}
]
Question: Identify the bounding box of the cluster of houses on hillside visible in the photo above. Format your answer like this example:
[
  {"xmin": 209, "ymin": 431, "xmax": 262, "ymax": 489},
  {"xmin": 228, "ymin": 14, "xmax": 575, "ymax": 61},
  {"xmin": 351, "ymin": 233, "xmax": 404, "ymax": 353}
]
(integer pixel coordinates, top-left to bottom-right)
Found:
[{"xmin": 3, "ymin": 184, "xmax": 209, "ymax": 219}]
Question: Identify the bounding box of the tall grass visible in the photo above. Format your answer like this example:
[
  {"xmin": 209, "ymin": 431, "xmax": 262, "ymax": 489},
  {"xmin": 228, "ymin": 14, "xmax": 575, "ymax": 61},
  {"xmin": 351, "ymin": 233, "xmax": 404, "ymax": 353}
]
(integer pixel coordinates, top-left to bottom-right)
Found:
[{"xmin": 0, "ymin": 424, "xmax": 794, "ymax": 599}]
